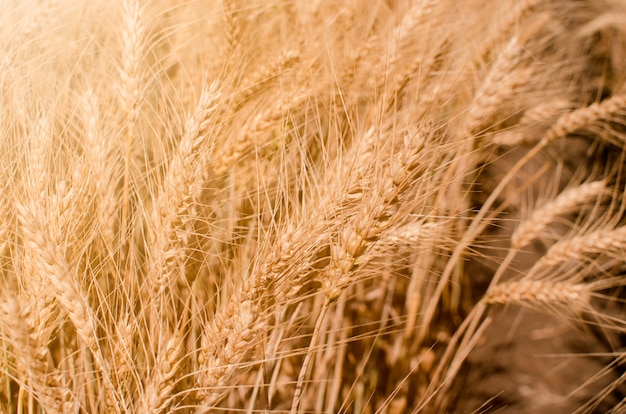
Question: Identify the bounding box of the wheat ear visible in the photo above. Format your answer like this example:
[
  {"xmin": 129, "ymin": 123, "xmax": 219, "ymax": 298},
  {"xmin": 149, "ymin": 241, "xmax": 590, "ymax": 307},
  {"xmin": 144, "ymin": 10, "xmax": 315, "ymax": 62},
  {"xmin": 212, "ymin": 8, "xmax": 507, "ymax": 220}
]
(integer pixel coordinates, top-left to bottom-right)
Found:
[
  {"xmin": 212, "ymin": 87, "xmax": 312, "ymax": 175},
  {"xmin": 222, "ymin": 0, "xmax": 244, "ymax": 57},
  {"xmin": 16, "ymin": 188, "xmax": 114, "ymax": 396},
  {"xmin": 464, "ymin": 35, "xmax": 533, "ymax": 134},
  {"xmin": 108, "ymin": 313, "xmax": 136, "ymax": 408},
  {"xmin": 519, "ymin": 99, "xmax": 577, "ymax": 126},
  {"xmin": 236, "ymin": 51, "xmax": 300, "ymax": 104},
  {"xmin": 0, "ymin": 296, "xmax": 74, "ymax": 413},
  {"xmin": 17, "ymin": 116, "xmax": 117, "ymax": 408},
  {"xmin": 139, "ymin": 328, "xmax": 185, "ymax": 414},
  {"xmin": 80, "ymin": 88, "xmax": 119, "ymax": 248},
  {"xmin": 118, "ymin": 0, "xmax": 146, "ymax": 246},
  {"xmin": 491, "ymin": 98, "xmax": 575, "ymax": 146},
  {"xmin": 484, "ymin": 280, "xmax": 590, "ymax": 308},
  {"xmin": 532, "ymin": 225, "xmax": 626, "ymax": 270},
  {"xmin": 541, "ymin": 94, "xmax": 626, "ymax": 145},
  {"xmin": 289, "ymin": 129, "xmax": 438, "ymax": 411},
  {"xmin": 381, "ymin": 221, "xmax": 449, "ymax": 249},
  {"xmin": 196, "ymin": 286, "xmax": 263, "ymax": 408},
  {"xmin": 512, "ymin": 180, "xmax": 607, "ymax": 249},
  {"xmin": 148, "ymin": 82, "xmax": 221, "ymax": 299},
  {"xmin": 474, "ymin": 0, "xmax": 544, "ymax": 64},
  {"xmin": 321, "ymin": 128, "xmax": 434, "ymax": 301}
]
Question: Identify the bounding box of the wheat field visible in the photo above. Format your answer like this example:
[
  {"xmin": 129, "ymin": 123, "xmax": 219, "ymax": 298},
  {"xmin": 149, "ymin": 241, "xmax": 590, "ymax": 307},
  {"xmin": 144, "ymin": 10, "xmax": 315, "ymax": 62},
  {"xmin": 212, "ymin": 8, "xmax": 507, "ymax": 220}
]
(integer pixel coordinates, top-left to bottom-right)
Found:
[{"xmin": 0, "ymin": 0, "xmax": 625, "ymax": 412}]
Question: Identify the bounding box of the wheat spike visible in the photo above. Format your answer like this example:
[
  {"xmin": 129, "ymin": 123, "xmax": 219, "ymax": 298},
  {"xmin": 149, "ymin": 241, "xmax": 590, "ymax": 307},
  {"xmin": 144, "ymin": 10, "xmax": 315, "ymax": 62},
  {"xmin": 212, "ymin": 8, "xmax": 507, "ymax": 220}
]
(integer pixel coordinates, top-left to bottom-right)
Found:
[
  {"xmin": 485, "ymin": 279, "xmax": 590, "ymax": 307},
  {"xmin": 542, "ymin": 94, "xmax": 626, "ymax": 145},
  {"xmin": 148, "ymin": 82, "xmax": 221, "ymax": 299},
  {"xmin": 512, "ymin": 180, "xmax": 607, "ymax": 249},
  {"xmin": 533, "ymin": 225, "xmax": 626, "ymax": 270}
]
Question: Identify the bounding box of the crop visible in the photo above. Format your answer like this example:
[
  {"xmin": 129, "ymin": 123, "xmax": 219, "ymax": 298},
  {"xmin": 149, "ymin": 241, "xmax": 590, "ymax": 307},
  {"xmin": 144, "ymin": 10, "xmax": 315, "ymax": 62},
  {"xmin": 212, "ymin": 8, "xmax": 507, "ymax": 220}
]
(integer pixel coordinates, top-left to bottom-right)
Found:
[{"xmin": 0, "ymin": 0, "xmax": 624, "ymax": 412}]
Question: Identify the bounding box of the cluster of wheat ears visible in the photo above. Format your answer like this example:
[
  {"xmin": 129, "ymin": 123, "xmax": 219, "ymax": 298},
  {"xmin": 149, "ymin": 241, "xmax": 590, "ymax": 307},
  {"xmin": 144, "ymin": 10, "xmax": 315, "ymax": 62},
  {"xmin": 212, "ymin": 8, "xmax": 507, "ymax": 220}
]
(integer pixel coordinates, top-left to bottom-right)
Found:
[{"xmin": 0, "ymin": 0, "xmax": 625, "ymax": 412}]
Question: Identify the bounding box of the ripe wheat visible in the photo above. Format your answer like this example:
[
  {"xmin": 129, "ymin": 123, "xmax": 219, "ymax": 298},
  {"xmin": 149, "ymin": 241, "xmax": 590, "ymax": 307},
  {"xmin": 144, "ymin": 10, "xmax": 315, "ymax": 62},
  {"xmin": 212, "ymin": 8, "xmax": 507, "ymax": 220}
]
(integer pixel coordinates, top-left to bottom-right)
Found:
[{"xmin": 0, "ymin": 0, "xmax": 624, "ymax": 413}]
